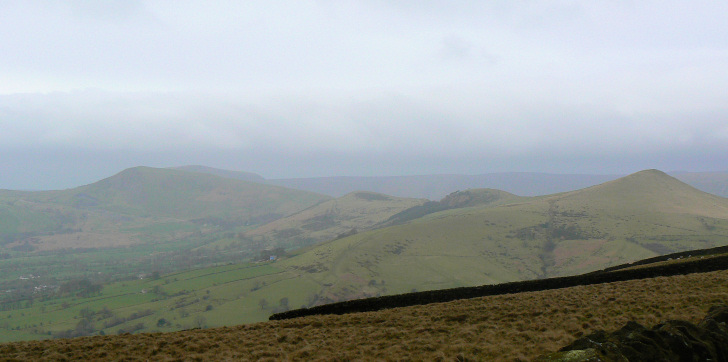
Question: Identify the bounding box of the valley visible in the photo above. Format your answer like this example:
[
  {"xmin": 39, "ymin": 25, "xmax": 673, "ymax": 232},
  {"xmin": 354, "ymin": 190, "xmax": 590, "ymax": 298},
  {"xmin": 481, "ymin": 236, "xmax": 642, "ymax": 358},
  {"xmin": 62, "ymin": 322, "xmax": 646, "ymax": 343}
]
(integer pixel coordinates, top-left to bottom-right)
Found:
[
  {"xmin": 1, "ymin": 167, "xmax": 728, "ymax": 344},
  {"xmin": 7, "ymin": 2, "xmax": 726, "ymax": 360}
]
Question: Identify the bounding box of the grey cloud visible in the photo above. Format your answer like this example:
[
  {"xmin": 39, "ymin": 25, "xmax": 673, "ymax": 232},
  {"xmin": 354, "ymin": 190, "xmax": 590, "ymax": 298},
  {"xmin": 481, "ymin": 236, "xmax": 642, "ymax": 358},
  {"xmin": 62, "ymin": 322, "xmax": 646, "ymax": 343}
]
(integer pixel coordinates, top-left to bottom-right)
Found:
[
  {"xmin": 1, "ymin": 1, "xmax": 728, "ymax": 189},
  {"xmin": 3, "ymin": 90, "xmax": 727, "ymax": 156}
]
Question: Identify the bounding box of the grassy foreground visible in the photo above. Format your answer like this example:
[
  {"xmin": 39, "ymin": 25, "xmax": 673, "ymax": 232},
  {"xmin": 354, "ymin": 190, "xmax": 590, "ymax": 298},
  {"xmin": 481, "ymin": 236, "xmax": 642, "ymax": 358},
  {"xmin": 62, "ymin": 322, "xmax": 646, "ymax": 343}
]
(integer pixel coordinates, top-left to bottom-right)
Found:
[{"xmin": 1, "ymin": 269, "xmax": 727, "ymax": 361}]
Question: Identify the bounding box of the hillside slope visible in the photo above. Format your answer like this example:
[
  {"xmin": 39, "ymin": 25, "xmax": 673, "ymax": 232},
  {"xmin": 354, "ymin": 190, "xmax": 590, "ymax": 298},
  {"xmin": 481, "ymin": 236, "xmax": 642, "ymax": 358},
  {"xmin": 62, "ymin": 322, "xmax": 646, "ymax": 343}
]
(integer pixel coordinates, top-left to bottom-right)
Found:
[
  {"xmin": 242, "ymin": 191, "xmax": 427, "ymax": 248},
  {"xmin": 2, "ymin": 268, "xmax": 726, "ymax": 360},
  {"xmin": 276, "ymin": 170, "xmax": 728, "ymax": 302},
  {"xmin": 3, "ymin": 169, "xmax": 728, "ymax": 344},
  {"xmin": 2, "ymin": 172, "xmax": 727, "ymax": 342},
  {"xmin": 0, "ymin": 166, "xmax": 330, "ymax": 251}
]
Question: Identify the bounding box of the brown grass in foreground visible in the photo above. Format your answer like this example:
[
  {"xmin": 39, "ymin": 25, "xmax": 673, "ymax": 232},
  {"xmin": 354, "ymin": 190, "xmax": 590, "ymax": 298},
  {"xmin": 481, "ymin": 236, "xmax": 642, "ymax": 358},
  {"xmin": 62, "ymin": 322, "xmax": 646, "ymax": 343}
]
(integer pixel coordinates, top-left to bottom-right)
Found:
[{"xmin": 2, "ymin": 270, "xmax": 727, "ymax": 361}]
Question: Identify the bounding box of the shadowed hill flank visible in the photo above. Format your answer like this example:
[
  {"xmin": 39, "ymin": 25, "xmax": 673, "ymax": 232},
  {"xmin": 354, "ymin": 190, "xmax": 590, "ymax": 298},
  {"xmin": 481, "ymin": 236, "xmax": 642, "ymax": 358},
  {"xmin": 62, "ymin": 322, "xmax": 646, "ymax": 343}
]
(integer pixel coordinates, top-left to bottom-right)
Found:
[
  {"xmin": 439, "ymin": 188, "xmax": 519, "ymax": 208},
  {"xmin": 380, "ymin": 188, "xmax": 522, "ymax": 227}
]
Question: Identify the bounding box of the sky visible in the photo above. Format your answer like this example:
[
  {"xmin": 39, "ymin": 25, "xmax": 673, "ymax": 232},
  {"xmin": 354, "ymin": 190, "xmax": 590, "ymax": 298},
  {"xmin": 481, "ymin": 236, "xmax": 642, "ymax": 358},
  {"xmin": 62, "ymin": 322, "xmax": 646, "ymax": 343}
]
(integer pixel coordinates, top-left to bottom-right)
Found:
[{"xmin": 2, "ymin": 1, "xmax": 728, "ymax": 190}]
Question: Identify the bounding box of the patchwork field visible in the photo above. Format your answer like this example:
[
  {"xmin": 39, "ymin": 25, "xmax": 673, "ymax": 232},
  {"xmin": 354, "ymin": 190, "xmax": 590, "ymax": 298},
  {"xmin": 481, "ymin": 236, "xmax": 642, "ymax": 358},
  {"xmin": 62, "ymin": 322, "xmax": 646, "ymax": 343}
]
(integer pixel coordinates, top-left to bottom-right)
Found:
[{"xmin": 1, "ymin": 269, "xmax": 727, "ymax": 361}]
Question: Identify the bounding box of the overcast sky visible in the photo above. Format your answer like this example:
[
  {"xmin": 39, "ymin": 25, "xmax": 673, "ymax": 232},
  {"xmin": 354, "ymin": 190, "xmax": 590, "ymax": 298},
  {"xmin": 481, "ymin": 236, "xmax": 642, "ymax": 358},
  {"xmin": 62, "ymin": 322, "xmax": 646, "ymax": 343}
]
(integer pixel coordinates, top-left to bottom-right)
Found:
[{"xmin": 2, "ymin": 1, "xmax": 728, "ymax": 190}]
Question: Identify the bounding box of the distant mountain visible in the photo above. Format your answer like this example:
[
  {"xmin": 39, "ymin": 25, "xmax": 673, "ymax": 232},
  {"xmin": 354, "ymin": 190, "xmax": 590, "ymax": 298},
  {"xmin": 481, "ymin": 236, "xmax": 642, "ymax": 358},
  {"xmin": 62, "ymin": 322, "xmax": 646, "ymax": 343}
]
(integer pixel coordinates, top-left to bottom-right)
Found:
[
  {"xmin": 267, "ymin": 173, "xmax": 622, "ymax": 199},
  {"xmin": 170, "ymin": 165, "xmax": 728, "ymax": 199},
  {"xmin": 0, "ymin": 167, "xmax": 330, "ymax": 252},
  {"xmin": 71, "ymin": 167, "xmax": 326, "ymax": 220},
  {"xmin": 276, "ymin": 169, "xmax": 728, "ymax": 303},
  {"xmin": 672, "ymin": 171, "xmax": 728, "ymax": 198},
  {"xmin": 271, "ymin": 172, "xmax": 728, "ymax": 199},
  {"xmin": 171, "ymin": 165, "xmax": 266, "ymax": 184}
]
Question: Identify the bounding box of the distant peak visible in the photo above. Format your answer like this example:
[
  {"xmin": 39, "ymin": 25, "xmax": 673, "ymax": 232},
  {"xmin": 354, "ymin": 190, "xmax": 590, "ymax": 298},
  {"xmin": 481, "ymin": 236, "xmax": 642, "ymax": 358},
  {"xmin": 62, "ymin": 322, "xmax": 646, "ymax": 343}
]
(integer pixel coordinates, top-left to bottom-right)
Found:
[
  {"xmin": 617, "ymin": 169, "xmax": 674, "ymax": 181},
  {"xmin": 567, "ymin": 167, "xmax": 712, "ymax": 204},
  {"xmin": 171, "ymin": 165, "xmax": 266, "ymax": 183},
  {"xmin": 632, "ymin": 169, "xmax": 668, "ymax": 176}
]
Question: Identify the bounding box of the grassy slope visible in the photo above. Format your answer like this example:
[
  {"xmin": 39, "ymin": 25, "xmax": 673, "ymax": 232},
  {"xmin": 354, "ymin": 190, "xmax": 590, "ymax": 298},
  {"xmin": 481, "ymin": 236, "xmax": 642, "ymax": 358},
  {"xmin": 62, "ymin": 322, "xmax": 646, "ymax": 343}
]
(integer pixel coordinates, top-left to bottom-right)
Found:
[
  {"xmin": 0, "ymin": 261, "xmax": 300, "ymax": 343},
  {"xmin": 53, "ymin": 166, "xmax": 329, "ymax": 221},
  {"xmin": 0, "ymin": 167, "xmax": 333, "ymax": 340},
  {"xmin": 0, "ymin": 167, "xmax": 331, "ymax": 251},
  {"xmin": 2, "ymin": 269, "xmax": 727, "ymax": 360},
  {"xmin": 240, "ymin": 191, "xmax": 428, "ymax": 249},
  {"xmin": 0, "ymin": 188, "xmax": 523, "ymax": 342},
  {"xmin": 278, "ymin": 170, "xmax": 728, "ymax": 302}
]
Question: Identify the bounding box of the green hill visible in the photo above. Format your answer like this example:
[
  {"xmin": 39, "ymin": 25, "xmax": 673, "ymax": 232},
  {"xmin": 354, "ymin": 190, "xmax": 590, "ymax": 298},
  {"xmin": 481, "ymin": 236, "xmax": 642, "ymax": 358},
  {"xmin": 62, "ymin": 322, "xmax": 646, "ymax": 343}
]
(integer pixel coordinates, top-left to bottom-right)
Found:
[
  {"xmin": 64, "ymin": 166, "xmax": 326, "ymax": 221},
  {"xmin": 0, "ymin": 166, "xmax": 330, "ymax": 252},
  {"xmin": 277, "ymin": 170, "xmax": 728, "ymax": 302},
  {"xmin": 0, "ymin": 167, "xmax": 331, "ymax": 319}
]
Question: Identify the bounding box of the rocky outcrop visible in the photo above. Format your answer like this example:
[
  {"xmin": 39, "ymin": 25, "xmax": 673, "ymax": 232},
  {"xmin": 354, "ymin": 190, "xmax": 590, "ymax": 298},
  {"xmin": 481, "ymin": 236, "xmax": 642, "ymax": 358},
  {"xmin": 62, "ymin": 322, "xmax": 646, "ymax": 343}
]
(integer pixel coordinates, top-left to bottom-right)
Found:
[{"xmin": 539, "ymin": 305, "xmax": 728, "ymax": 361}]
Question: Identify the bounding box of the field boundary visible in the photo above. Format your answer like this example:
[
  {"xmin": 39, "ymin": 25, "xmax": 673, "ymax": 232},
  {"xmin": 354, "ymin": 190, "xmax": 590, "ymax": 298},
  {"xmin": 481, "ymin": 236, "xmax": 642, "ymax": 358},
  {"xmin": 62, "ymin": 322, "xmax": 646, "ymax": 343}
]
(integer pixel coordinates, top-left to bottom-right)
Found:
[
  {"xmin": 596, "ymin": 244, "xmax": 728, "ymax": 272},
  {"xmin": 270, "ymin": 251, "xmax": 728, "ymax": 320}
]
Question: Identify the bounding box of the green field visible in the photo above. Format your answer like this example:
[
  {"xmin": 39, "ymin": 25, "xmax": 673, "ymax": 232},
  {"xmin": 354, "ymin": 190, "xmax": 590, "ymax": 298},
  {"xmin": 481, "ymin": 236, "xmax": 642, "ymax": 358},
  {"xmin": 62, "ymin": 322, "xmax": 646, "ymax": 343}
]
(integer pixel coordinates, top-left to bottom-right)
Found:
[{"xmin": 0, "ymin": 261, "xmax": 308, "ymax": 342}]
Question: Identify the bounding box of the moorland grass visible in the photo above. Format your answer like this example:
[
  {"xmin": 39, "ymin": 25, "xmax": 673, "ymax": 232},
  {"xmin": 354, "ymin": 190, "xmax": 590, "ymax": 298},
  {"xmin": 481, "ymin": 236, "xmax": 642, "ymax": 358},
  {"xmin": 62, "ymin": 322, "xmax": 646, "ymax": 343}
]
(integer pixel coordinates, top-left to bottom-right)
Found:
[{"xmin": 1, "ymin": 269, "xmax": 726, "ymax": 361}]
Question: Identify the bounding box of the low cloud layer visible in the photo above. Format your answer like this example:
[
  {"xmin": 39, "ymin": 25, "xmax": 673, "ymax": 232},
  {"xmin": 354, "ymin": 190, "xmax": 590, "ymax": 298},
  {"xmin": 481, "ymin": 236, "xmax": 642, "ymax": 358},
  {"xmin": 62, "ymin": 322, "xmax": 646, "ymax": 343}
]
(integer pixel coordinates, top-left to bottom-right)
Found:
[{"xmin": 2, "ymin": 1, "xmax": 727, "ymax": 189}]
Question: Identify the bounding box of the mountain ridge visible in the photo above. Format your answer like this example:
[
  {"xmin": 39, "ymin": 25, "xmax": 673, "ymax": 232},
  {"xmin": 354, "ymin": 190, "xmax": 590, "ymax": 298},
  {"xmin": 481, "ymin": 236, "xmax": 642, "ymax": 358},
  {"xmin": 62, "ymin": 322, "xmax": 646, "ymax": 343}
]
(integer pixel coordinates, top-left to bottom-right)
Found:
[{"xmin": 165, "ymin": 165, "xmax": 728, "ymax": 199}]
